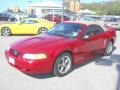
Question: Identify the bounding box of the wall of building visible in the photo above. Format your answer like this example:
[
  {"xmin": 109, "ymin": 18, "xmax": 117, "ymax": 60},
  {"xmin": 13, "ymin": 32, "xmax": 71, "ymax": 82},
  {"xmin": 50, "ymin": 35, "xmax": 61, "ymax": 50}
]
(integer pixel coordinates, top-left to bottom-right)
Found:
[
  {"xmin": 27, "ymin": 0, "xmax": 81, "ymax": 18},
  {"xmin": 65, "ymin": 0, "xmax": 80, "ymax": 13}
]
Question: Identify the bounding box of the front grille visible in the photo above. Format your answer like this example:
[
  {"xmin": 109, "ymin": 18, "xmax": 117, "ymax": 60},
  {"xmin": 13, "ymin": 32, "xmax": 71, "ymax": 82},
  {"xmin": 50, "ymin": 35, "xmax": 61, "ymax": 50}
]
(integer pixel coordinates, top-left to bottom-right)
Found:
[{"xmin": 10, "ymin": 49, "xmax": 20, "ymax": 57}]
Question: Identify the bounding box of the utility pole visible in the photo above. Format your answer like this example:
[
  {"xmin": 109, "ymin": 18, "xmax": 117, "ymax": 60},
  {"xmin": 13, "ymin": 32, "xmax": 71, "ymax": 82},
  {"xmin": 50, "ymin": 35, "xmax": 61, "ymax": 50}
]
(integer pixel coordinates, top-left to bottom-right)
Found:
[{"xmin": 61, "ymin": 0, "xmax": 64, "ymax": 22}]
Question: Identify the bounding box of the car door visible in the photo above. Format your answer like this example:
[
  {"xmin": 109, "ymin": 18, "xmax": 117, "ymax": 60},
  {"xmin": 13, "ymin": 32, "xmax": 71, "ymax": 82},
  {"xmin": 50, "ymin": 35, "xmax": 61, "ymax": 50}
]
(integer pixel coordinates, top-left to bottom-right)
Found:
[
  {"xmin": 20, "ymin": 20, "xmax": 39, "ymax": 34},
  {"xmin": 71, "ymin": 24, "xmax": 92, "ymax": 64},
  {"xmin": 75, "ymin": 38, "xmax": 93, "ymax": 63},
  {"xmin": 84, "ymin": 24, "xmax": 105, "ymax": 53}
]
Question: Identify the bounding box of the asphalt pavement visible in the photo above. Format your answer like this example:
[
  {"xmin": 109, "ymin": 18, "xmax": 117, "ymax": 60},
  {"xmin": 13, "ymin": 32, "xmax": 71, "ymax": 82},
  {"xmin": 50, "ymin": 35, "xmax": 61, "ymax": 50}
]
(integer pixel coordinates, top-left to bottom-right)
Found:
[{"xmin": 0, "ymin": 32, "xmax": 120, "ymax": 90}]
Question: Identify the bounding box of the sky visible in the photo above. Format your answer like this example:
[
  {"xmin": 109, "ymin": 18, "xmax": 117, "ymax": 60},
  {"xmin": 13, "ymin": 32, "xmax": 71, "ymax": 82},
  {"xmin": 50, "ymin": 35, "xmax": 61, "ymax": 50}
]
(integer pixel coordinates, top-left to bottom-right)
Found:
[{"xmin": 0, "ymin": 0, "xmax": 113, "ymax": 12}]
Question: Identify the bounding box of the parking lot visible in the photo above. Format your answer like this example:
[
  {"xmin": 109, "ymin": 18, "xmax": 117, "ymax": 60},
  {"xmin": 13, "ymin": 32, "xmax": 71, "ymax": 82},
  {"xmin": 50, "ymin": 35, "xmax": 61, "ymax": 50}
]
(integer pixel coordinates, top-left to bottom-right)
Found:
[{"xmin": 0, "ymin": 31, "xmax": 119, "ymax": 90}]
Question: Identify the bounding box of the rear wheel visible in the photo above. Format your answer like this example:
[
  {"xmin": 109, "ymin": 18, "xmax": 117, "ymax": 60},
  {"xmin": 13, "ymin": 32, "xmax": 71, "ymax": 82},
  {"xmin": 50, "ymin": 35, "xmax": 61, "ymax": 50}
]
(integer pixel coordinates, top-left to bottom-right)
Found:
[
  {"xmin": 38, "ymin": 27, "xmax": 48, "ymax": 34},
  {"xmin": 104, "ymin": 41, "xmax": 113, "ymax": 56},
  {"xmin": 1, "ymin": 27, "xmax": 11, "ymax": 36},
  {"xmin": 54, "ymin": 53, "xmax": 72, "ymax": 77}
]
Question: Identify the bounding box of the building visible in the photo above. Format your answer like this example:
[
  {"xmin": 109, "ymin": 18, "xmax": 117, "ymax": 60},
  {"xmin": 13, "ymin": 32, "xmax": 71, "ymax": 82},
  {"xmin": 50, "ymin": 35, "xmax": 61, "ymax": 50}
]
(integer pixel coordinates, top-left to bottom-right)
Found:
[
  {"xmin": 65, "ymin": 0, "xmax": 80, "ymax": 13},
  {"xmin": 28, "ymin": 1, "xmax": 62, "ymax": 17},
  {"xmin": 8, "ymin": 6, "xmax": 20, "ymax": 13},
  {"xmin": 28, "ymin": 0, "xmax": 81, "ymax": 17}
]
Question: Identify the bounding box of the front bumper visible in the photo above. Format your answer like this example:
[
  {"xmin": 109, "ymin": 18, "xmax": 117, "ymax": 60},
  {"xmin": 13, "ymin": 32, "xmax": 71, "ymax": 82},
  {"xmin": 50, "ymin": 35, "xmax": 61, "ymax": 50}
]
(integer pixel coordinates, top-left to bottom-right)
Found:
[{"xmin": 5, "ymin": 50, "xmax": 53, "ymax": 74}]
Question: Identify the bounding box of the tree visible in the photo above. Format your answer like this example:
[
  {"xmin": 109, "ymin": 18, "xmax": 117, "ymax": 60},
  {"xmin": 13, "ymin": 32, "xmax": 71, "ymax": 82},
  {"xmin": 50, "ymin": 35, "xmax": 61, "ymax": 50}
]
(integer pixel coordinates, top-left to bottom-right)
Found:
[{"xmin": 82, "ymin": 0, "xmax": 120, "ymax": 15}]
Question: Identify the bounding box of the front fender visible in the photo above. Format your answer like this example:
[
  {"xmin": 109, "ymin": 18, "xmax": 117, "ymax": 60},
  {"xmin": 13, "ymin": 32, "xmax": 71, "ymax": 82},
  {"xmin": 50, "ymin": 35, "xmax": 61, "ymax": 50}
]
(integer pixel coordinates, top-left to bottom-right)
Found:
[{"xmin": 50, "ymin": 46, "xmax": 74, "ymax": 64}]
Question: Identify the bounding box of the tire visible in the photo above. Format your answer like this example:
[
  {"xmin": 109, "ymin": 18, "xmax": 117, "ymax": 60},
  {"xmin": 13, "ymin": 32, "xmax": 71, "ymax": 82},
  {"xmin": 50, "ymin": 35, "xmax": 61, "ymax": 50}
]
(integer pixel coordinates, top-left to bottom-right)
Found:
[
  {"xmin": 38, "ymin": 27, "xmax": 48, "ymax": 34},
  {"xmin": 1, "ymin": 27, "xmax": 11, "ymax": 36},
  {"xmin": 104, "ymin": 41, "xmax": 113, "ymax": 56},
  {"xmin": 54, "ymin": 53, "xmax": 72, "ymax": 77}
]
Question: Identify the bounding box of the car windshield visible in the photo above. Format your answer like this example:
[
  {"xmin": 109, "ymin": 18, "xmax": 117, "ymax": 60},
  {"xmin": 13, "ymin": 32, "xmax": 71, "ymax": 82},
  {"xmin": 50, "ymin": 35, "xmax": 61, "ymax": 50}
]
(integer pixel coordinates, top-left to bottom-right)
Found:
[
  {"xmin": 47, "ymin": 23, "xmax": 82, "ymax": 38},
  {"xmin": 107, "ymin": 18, "xmax": 118, "ymax": 22}
]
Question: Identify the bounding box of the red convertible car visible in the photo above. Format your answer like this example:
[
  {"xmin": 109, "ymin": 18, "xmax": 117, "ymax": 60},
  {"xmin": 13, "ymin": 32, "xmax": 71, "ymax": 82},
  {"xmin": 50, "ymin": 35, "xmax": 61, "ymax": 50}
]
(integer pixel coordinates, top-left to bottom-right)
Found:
[{"xmin": 5, "ymin": 21, "xmax": 116, "ymax": 77}]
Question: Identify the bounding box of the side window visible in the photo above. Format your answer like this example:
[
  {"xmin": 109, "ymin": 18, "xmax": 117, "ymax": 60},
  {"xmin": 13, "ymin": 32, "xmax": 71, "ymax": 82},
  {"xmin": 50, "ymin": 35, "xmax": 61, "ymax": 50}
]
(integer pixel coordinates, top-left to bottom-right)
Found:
[
  {"xmin": 20, "ymin": 20, "xmax": 29, "ymax": 24},
  {"xmin": 95, "ymin": 25, "xmax": 104, "ymax": 33},
  {"xmin": 29, "ymin": 20, "xmax": 39, "ymax": 24},
  {"xmin": 20, "ymin": 20, "xmax": 39, "ymax": 24},
  {"xmin": 84, "ymin": 26, "xmax": 94, "ymax": 36},
  {"xmin": 85, "ymin": 25, "xmax": 104, "ymax": 36}
]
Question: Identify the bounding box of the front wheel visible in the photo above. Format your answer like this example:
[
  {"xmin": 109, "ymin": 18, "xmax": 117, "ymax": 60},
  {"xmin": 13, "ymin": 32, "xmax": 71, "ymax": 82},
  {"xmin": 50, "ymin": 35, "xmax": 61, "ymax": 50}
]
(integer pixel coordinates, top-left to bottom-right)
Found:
[
  {"xmin": 104, "ymin": 41, "xmax": 113, "ymax": 56},
  {"xmin": 54, "ymin": 53, "xmax": 72, "ymax": 77},
  {"xmin": 1, "ymin": 27, "xmax": 11, "ymax": 36}
]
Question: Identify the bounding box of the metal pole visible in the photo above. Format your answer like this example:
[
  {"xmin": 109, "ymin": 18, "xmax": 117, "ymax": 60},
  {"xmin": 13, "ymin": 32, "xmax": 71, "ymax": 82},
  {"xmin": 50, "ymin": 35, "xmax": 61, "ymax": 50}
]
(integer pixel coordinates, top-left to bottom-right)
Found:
[
  {"xmin": 61, "ymin": 0, "xmax": 64, "ymax": 22},
  {"xmin": 52, "ymin": 9, "xmax": 55, "ymax": 22}
]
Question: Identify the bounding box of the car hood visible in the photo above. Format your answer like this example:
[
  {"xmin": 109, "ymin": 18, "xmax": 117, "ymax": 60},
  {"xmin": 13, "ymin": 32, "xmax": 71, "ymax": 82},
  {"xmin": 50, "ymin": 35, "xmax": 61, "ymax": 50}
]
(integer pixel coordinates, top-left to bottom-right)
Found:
[{"xmin": 11, "ymin": 34, "xmax": 67, "ymax": 53}]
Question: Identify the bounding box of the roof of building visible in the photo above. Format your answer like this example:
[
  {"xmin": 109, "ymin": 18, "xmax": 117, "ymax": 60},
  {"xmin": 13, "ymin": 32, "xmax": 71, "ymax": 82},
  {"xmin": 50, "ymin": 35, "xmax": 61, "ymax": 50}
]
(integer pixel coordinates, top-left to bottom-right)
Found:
[
  {"xmin": 29, "ymin": 1, "xmax": 62, "ymax": 8},
  {"xmin": 80, "ymin": 9, "xmax": 96, "ymax": 14}
]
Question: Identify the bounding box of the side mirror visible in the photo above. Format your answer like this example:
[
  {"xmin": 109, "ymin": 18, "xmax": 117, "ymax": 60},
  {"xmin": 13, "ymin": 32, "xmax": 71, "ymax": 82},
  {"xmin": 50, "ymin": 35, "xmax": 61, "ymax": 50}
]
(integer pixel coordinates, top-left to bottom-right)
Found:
[{"xmin": 81, "ymin": 35, "xmax": 90, "ymax": 40}]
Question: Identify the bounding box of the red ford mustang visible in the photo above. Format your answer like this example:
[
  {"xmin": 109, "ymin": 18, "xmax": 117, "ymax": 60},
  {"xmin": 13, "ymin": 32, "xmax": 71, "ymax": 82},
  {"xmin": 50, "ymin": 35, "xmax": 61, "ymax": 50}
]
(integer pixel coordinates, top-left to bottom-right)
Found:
[{"xmin": 5, "ymin": 21, "xmax": 116, "ymax": 77}]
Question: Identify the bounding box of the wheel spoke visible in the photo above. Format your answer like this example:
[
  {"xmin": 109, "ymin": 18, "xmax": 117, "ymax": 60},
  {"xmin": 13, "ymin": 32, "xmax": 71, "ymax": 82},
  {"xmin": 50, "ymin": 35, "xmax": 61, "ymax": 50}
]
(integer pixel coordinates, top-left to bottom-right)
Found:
[
  {"xmin": 59, "ymin": 66, "xmax": 65, "ymax": 72},
  {"xmin": 64, "ymin": 59, "xmax": 69, "ymax": 65},
  {"xmin": 58, "ymin": 63, "xmax": 63, "ymax": 68}
]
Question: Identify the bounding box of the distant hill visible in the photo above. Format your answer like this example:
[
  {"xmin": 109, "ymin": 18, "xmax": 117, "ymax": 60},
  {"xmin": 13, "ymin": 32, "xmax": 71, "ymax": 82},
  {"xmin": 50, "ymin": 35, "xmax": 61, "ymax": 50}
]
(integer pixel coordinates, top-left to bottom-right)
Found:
[{"xmin": 82, "ymin": 0, "xmax": 120, "ymax": 15}]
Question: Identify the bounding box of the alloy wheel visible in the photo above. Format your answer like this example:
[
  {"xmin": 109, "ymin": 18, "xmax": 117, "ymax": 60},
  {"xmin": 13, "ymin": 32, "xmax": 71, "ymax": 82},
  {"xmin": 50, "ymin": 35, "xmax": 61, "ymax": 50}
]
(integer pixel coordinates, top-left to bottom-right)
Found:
[
  {"xmin": 106, "ymin": 41, "xmax": 113, "ymax": 55},
  {"xmin": 1, "ymin": 27, "xmax": 11, "ymax": 36},
  {"xmin": 54, "ymin": 53, "xmax": 72, "ymax": 77},
  {"xmin": 58, "ymin": 56, "xmax": 72, "ymax": 74},
  {"xmin": 38, "ymin": 27, "xmax": 48, "ymax": 34}
]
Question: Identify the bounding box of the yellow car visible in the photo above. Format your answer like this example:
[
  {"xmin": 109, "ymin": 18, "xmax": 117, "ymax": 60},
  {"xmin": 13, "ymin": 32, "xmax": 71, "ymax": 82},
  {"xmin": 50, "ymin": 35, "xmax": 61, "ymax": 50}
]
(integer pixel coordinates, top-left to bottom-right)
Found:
[{"xmin": 0, "ymin": 18, "xmax": 55, "ymax": 36}]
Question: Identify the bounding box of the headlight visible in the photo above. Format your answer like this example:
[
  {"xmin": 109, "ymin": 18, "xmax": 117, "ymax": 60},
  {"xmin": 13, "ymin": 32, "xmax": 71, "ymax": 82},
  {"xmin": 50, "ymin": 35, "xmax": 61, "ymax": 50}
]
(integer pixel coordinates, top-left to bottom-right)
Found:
[{"xmin": 23, "ymin": 53, "xmax": 47, "ymax": 60}]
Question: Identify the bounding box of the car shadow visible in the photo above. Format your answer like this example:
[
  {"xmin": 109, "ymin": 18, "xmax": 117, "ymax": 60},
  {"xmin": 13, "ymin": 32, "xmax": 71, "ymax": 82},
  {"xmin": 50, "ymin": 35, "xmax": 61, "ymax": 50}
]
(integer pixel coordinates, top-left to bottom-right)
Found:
[
  {"xmin": 95, "ymin": 54, "xmax": 120, "ymax": 90},
  {"xmin": 25, "ymin": 73, "xmax": 55, "ymax": 79},
  {"xmin": 95, "ymin": 54, "xmax": 120, "ymax": 65}
]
